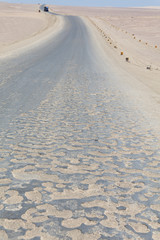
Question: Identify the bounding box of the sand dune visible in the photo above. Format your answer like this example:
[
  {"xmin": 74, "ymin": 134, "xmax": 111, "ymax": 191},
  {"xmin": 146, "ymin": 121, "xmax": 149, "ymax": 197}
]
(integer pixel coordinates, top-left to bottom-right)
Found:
[{"xmin": 0, "ymin": 2, "xmax": 63, "ymax": 58}]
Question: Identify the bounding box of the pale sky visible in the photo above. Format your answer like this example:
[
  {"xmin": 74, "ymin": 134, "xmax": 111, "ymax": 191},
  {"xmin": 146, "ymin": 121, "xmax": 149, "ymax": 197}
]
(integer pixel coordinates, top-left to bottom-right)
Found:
[{"xmin": 1, "ymin": 0, "xmax": 160, "ymax": 7}]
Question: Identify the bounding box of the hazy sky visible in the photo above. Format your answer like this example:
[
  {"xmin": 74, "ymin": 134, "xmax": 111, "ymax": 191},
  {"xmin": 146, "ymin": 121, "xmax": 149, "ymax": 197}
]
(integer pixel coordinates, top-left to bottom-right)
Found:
[{"xmin": 1, "ymin": 0, "xmax": 160, "ymax": 7}]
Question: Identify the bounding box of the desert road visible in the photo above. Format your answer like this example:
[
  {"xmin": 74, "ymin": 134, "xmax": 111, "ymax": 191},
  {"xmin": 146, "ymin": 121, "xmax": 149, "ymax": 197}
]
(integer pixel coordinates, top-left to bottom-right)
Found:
[{"xmin": 0, "ymin": 15, "xmax": 160, "ymax": 240}]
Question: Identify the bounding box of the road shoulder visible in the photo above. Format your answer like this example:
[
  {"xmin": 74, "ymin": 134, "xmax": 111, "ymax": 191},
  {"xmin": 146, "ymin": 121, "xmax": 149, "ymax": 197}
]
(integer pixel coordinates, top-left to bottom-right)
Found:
[{"xmin": 83, "ymin": 16, "xmax": 160, "ymax": 133}]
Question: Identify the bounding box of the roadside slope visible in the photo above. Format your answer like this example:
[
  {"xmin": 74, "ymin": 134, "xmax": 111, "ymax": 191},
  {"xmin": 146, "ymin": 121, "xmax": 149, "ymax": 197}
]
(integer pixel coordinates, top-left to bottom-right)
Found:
[
  {"xmin": 0, "ymin": 2, "xmax": 64, "ymax": 58},
  {"xmin": 83, "ymin": 16, "xmax": 160, "ymax": 133},
  {"xmin": 52, "ymin": 5, "xmax": 160, "ymax": 93},
  {"xmin": 51, "ymin": 5, "xmax": 160, "ymax": 131}
]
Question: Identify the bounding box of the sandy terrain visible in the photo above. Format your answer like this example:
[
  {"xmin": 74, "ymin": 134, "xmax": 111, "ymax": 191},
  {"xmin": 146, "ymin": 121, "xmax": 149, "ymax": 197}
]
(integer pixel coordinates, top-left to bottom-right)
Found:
[
  {"xmin": 0, "ymin": 2, "xmax": 63, "ymax": 58},
  {"xmin": 1, "ymin": 2, "xmax": 160, "ymax": 92},
  {"xmin": 51, "ymin": 5, "xmax": 160, "ymax": 98},
  {"xmin": 51, "ymin": 5, "xmax": 160, "ymax": 68},
  {"xmin": 0, "ymin": 4, "xmax": 160, "ymax": 240},
  {"xmin": 0, "ymin": 3, "xmax": 160, "ymax": 124}
]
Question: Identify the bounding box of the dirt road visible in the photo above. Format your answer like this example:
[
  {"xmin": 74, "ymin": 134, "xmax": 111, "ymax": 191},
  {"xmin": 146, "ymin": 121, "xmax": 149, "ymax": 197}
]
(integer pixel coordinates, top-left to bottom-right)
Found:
[{"xmin": 0, "ymin": 15, "xmax": 160, "ymax": 240}]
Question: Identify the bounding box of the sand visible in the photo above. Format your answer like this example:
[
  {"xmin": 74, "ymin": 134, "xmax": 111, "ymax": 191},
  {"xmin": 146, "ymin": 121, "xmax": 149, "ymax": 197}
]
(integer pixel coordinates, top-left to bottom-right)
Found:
[
  {"xmin": 0, "ymin": 4, "xmax": 160, "ymax": 239},
  {"xmin": 0, "ymin": 3, "xmax": 160, "ymax": 122},
  {"xmin": 51, "ymin": 5, "xmax": 160, "ymax": 96},
  {"xmin": 51, "ymin": 6, "xmax": 160, "ymax": 68},
  {"xmin": 1, "ymin": 3, "xmax": 160, "ymax": 76},
  {"xmin": 49, "ymin": 5, "xmax": 160, "ymax": 132},
  {"xmin": 0, "ymin": 2, "xmax": 63, "ymax": 58}
]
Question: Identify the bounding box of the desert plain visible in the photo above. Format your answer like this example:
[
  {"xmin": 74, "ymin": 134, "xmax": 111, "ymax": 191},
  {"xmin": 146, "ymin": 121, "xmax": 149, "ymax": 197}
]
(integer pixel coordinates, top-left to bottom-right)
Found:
[
  {"xmin": 0, "ymin": 2, "xmax": 160, "ymax": 240},
  {"xmin": 52, "ymin": 5, "xmax": 160, "ymax": 93},
  {"xmin": 1, "ymin": 2, "xmax": 160, "ymax": 115}
]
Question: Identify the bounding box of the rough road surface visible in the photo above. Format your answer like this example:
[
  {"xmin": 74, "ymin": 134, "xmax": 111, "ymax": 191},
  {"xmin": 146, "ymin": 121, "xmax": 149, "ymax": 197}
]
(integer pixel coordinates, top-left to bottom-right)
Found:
[{"xmin": 0, "ymin": 16, "xmax": 160, "ymax": 240}]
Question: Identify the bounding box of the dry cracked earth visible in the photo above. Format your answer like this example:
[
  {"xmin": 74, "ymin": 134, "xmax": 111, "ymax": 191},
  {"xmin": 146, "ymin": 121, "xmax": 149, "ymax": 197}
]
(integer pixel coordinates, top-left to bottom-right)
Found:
[{"xmin": 0, "ymin": 62, "xmax": 160, "ymax": 239}]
